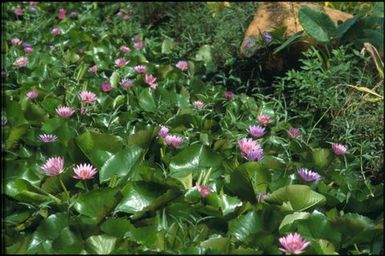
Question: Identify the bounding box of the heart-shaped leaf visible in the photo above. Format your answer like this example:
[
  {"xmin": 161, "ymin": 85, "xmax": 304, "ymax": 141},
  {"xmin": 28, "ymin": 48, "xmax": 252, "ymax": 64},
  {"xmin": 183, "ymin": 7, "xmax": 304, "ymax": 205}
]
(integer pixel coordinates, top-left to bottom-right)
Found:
[{"xmin": 266, "ymin": 185, "xmax": 326, "ymax": 212}]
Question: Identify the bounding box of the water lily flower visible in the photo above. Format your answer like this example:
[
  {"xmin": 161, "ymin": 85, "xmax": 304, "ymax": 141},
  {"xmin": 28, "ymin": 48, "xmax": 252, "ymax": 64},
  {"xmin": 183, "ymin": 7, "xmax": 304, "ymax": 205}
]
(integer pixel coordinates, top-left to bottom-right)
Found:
[
  {"xmin": 193, "ymin": 100, "xmax": 205, "ymax": 109},
  {"xmin": 257, "ymin": 192, "xmax": 270, "ymax": 202},
  {"xmin": 279, "ymin": 232, "xmax": 310, "ymax": 255},
  {"xmin": 51, "ymin": 28, "xmax": 62, "ymax": 36},
  {"xmin": 298, "ymin": 168, "xmax": 321, "ymax": 182},
  {"xmin": 88, "ymin": 65, "xmax": 98, "ymax": 73},
  {"xmin": 24, "ymin": 46, "xmax": 33, "ymax": 53},
  {"xmin": 13, "ymin": 57, "xmax": 28, "ymax": 68},
  {"xmin": 257, "ymin": 114, "xmax": 273, "ymax": 126},
  {"xmin": 288, "ymin": 127, "xmax": 301, "ymax": 139},
  {"xmin": 120, "ymin": 79, "xmax": 134, "ymax": 89},
  {"xmin": 26, "ymin": 90, "xmax": 38, "ymax": 99},
  {"xmin": 144, "ymin": 74, "xmax": 158, "ymax": 90},
  {"xmin": 11, "ymin": 38, "xmax": 22, "ymax": 46},
  {"xmin": 70, "ymin": 11, "xmax": 77, "ymax": 18},
  {"xmin": 80, "ymin": 91, "xmax": 97, "ymax": 104},
  {"xmin": 58, "ymin": 8, "xmax": 66, "ymax": 20},
  {"xmin": 248, "ymin": 125, "xmax": 265, "ymax": 138},
  {"xmin": 197, "ymin": 184, "xmax": 212, "ymax": 198},
  {"xmin": 133, "ymin": 36, "xmax": 144, "ymax": 49},
  {"xmin": 73, "ymin": 163, "xmax": 97, "ymax": 180},
  {"xmin": 164, "ymin": 134, "xmax": 183, "ymax": 148},
  {"xmin": 56, "ymin": 106, "xmax": 75, "ymax": 118},
  {"xmin": 332, "ymin": 143, "xmax": 347, "ymax": 156},
  {"xmin": 101, "ymin": 82, "xmax": 112, "ymax": 92},
  {"xmin": 134, "ymin": 65, "xmax": 147, "ymax": 73},
  {"xmin": 41, "ymin": 156, "xmax": 64, "ymax": 176},
  {"xmin": 158, "ymin": 126, "xmax": 169, "ymax": 138},
  {"xmin": 238, "ymin": 138, "xmax": 264, "ymax": 161},
  {"xmin": 15, "ymin": 7, "xmax": 24, "ymax": 16},
  {"xmin": 224, "ymin": 91, "xmax": 234, "ymax": 100},
  {"xmin": 262, "ymin": 31, "xmax": 272, "ymax": 42},
  {"xmin": 176, "ymin": 60, "xmax": 188, "ymax": 71},
  {"xmin": 114, "ymin": 57, "xmax": 129, "ymax": 68},
  {"xmin": 120, "ymin": 45, "xmax": 131, "ymax": 53},
  {"xmin": 39, "ymin": 134, "xmax": 58, "ymax": 143}
]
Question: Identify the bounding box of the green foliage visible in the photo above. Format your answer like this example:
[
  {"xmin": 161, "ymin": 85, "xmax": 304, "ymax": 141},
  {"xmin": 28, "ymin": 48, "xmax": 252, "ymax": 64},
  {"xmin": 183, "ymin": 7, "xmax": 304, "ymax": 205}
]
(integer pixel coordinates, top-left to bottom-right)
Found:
[
  {"xmin": 299, "ymin": 3, "xmax": 384, "ymax": 51},
  {"xmin": 274, "ymin": 46, "xmax": 383, "ymax": 178}
]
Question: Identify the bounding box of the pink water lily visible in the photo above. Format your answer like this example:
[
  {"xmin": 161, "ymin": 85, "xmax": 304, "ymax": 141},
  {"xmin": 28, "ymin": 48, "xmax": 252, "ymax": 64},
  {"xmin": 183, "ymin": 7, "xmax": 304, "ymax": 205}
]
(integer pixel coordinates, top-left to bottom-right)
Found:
[
  {"xmin": 134, "ymin": 65, "xmax": 147, "ymax": 73},
  {"xmin": 88, "ymin": 65, "xmax": 98, "ymax": 73},
  {"xmin": 158, "ymin": 126, "xmax": 169, "ymax": 138},
  {"xmin": 73, "ymin": 163, "xmax": 97, "ymax": 180},
  {"xmin": 238, "ymin": 138, "xmax": 264, "ymax": 161},
  {"xmin": 279, "ymin": 232, "xmax": 310, "ymax": 255},
  {"xmin": 13, "ymin": 57, "xmax": 28, "ymax": 68},
  {"xmin": 58, "ymin": 8, "xmax": 66, "ymax": 20},
  {"xmin": 51, "ymin": 28, "xmax": 62, "ymax": 36},
  {"xmin": 176, "ymin": 60, "xmax": 189, "ymax": 71},
  {"xmin": 101, "ymin": 82, "xmax": 112, "ymax": 92},
  {"xmin": 80, "ymin": 91, "xmax": 97, "ymax": 104},
  {"xmin": 11, "ymin": 38, "xmax": 22, "ymax": 46},
  {"xmin": 56, "ymin": 106, "xmax": 75, "ymax": 118},
  {"xmin": 164, "ymin": 134, "xmax": 183, "ymax": 148},
  {"xmin": 120, "ymin": 45, "xmax": 131, "ymax": 53},
  {"xmin": 257, "ymin": 114, "xmax": 273, "ymax": 126},
  {"xmin": 15, "ymin": 7, "xmax": 24, "ymax": 16},
  {"xmin": 224, "ymin": 91, "xmax": 234, "ymax": 100},
  {"xmin": 115, "ymin": 58, "xmax": 129, "ymax": 68},
  {"xmin": 288, "ymin": 127, "xmax": 301, "ymax": 139},
  {"xmin": 332, "ymin": 143, "xmax": 347, "ymax": 156},
  {"xmin": 197, "ymin": 184, "xmax": 212, "ymax": 198},
  {"xmin": 145, "ymin": 74, "xmax": 158, "ymax": 90},
  {"xmin": 41, "ymin": 156, "xmax": 64, "ymax": 176},
  {"xmin": 120, "ymin": 79, "xmax": 134, "ymax": 89},
  {"xmin": 26, "ymin": 90, "xmax": 39, "ymax": 99},
  {"xmin": 193, "ymin": 101, "xmax": 205, "ymax": 109}
]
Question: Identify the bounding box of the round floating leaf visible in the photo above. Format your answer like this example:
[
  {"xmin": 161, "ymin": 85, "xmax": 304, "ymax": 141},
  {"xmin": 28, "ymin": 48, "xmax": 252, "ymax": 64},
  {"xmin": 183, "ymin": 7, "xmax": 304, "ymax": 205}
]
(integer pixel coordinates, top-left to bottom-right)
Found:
[
  {"xmin": 51, "ymin": 227, "xmax": 83, "ymax": 254},
  {"xmin": 99, "ymin": 146, "xmax": 143, "ymax": 183},
  {"xmin": 5, "ymin": 179, "xmax": 56, "ymax": 203},
  {"xmin": 226, "ymin": 167, "xmax": 257, "ymax": 204},
  {"xmin": 86, "ymin": 235, "xmax": 117, "ymax": 255},
  {"xmin": 34, "ymin": 213, "xmax": 68, "ymax": 241},
  {"xmin": 138, "ymin": 88, "xmax": 157, "ymax": 112},
  {"xmin": 74, "ymin": 187, "xmax": 120, "ymax": 223},
  {"xmin": 200, "ymin": 235, "xmax": 230, "ymax": 253},
  {"xmin": 100, "ymin": 218, "xmax": 134, "ymax": 238},
  {"xmin": 312, "ymin": 148, "xmax": 333, "ymax": 170},
  {"xmin": 169, "ymin": 144, "xmax": 222, "ymax": 178},
  {"xmin": 279, "ymin": 212, "xmax": 310, "ymax": 231},
  {"xmin": 266, "ymin": 185, "xmax": 326, "ymax": 212},
  {"xmin": 115, "ymin": 181, "xmax": 166, "ymax": 214},
  {"xmin": 228, "ymin": 211, "xmax": 263, "ymax": 242},
  {"xmin": 126, "ymin": 129, "xmax": 154, "ymax": 148},
  {"xmin": 75, "ymin": 131, "xmax": 123, "ymax": 169}
]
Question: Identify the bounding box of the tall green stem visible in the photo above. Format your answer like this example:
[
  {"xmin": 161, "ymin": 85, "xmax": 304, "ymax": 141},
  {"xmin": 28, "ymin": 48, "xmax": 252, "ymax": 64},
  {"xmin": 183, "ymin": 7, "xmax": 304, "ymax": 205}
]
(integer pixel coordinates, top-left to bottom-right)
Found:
[{"xmin": 59, "ymin": 176, "xmax": 70, "ymax": 203}]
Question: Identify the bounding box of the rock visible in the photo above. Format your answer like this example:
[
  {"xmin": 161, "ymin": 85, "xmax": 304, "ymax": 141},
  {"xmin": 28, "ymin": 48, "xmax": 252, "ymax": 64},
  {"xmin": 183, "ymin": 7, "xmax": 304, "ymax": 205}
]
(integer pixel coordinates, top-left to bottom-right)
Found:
[{"xmin": 240, "ymin": 2, "xmax": 353, "ymax": 57}]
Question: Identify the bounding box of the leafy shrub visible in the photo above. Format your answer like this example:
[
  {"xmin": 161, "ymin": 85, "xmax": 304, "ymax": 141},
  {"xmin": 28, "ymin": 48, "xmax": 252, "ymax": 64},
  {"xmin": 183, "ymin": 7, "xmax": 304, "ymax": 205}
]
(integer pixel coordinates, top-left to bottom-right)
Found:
[{"xmin": 274, "ymin": 45, "xmax": 383, "ymax": 180}]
